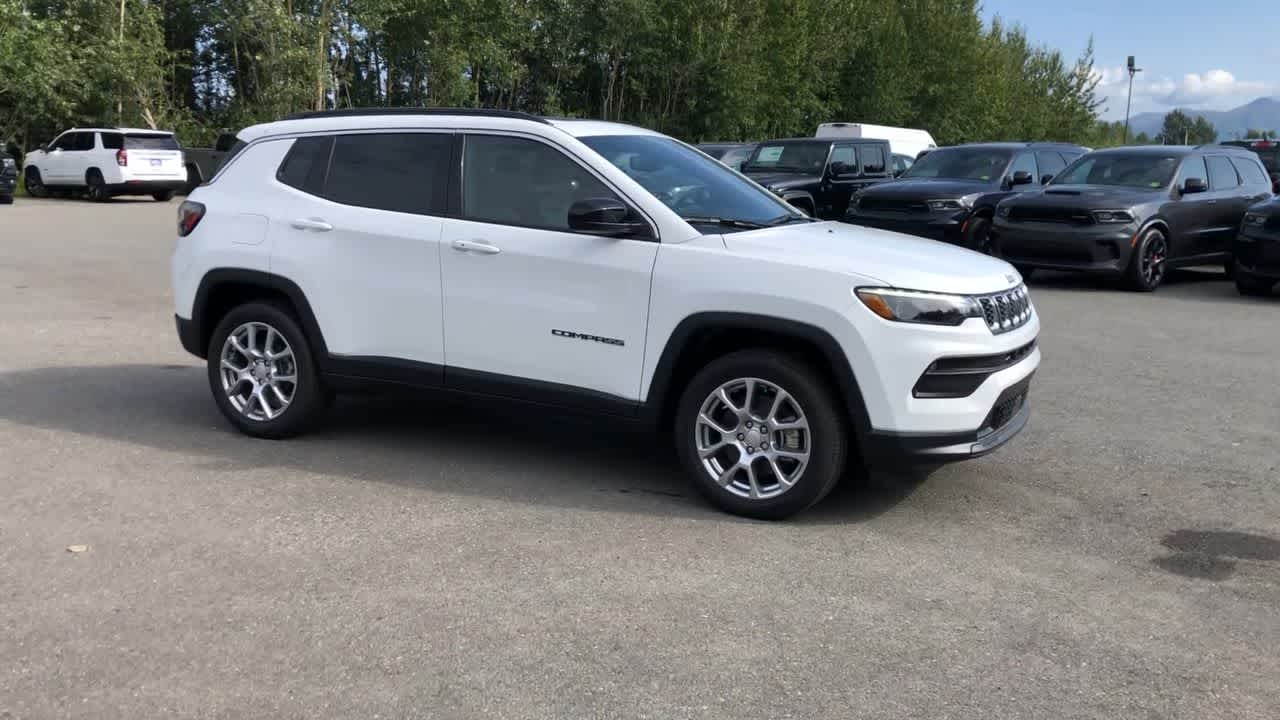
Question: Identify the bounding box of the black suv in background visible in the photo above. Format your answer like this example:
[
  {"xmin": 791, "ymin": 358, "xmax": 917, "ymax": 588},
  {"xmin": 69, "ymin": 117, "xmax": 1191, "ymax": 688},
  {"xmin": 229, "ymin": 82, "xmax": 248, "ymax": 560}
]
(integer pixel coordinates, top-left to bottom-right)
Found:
[
  {"xmin": 1234, "ymin": 197, "xmax": 1280, "ymax": 296},
  {"xmin": 844, "ymin": 142, "xmax": 1086, "ymax": 252},
  {"xmin": 742, "ymin": 137, "xmax": 894, "ymax": 219},
  {"xmin": 993, "ymin": 146, "xmax": 1272, "ymax": 291},
  {"xmin": 696, "ymin": 142, "xmax": 756, "ymax": 172},
  {"xmin": 1220, "ymin": 139, "xmax": 1280, "ymax": 193},
  {"xmin": 0, "ymin": 149, "xmax": 16, "ymax": 203}
]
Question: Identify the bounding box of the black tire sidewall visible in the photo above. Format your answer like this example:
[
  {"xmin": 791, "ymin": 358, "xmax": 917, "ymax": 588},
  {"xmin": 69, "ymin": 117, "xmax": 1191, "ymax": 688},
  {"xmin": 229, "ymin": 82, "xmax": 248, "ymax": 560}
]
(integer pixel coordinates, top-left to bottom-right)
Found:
[
  {"xmin": 1126, "ymin": 228, "xmax": 1165, "ymax": 291},
  {"xmin": 154, "ymin": 191, "xmax": 174, "ymax": 202},
  {"xmin": 206, "ymin": 302, "xmax": 327, "ymax": 439},
  {"xmin": 25, "ymin": 168, "xmax": 45, "ymax": 197},
  {"xmin": 1235, "ymin": 269, "xmax": 1273, "ymax": 296},
  {"xmin": 965, "ymin": 215, "xmax": 993, "ymax": 254},
  {"xmin": 674, "ymin": 350, "xmax": 848, "ymax": 520},
  {"xmin": 86, "ymin": 170, "xmax": 108, "ymax": 203}
]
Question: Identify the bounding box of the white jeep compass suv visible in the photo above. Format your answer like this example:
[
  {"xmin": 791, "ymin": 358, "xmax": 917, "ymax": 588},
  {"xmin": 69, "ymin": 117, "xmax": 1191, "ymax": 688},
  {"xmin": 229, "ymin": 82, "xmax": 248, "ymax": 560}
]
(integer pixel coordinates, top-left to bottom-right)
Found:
[
  {"xmin": 171, "ymin": 109, "xmax": 1040, "ymax": 519},
  {"xmin": 24, "ymin": 127, "xmax": 187, "ymax": 202}
]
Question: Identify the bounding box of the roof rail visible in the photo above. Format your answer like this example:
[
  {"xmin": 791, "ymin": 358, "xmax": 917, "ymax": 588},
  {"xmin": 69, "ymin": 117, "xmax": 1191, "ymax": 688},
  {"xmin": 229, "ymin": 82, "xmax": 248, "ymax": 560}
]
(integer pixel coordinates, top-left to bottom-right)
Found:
[{"xmin": 282, "ymin": 107, "xmax": 551, "ymax": 124}]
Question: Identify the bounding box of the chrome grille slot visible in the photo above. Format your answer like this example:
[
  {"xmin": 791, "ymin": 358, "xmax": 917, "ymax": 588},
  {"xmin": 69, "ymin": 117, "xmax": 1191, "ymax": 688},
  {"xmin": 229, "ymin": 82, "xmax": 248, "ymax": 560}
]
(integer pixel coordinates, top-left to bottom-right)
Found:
[{"xmin": 977, "ymin": 284, "xmax": 1032, "ymax": 335}]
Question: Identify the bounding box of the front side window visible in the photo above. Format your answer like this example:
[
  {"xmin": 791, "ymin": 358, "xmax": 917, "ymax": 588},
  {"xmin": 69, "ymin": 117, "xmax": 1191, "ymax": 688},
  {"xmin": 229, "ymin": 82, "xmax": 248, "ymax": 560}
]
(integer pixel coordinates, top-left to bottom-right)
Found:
[
  {"xmin": 1176, "ymin": 155, "xmax": 1208, "ymax": 188},
  {"xmin": 1035, "ymin": 151, "xmax": 1067, "ymax": 179},
  {"xmin": 325, "ymin": 133, "xmax": 451, "ymax": 215},
  {"xmin": 72, "ymin": 133, "xmax": 95, "ymax": 151},
  {"xmin": 901, "ymin": 147, "xmax": 1013, "ymax": 183},
  {"xmin": 463, "ymin": 134, "xmax": 618, "ymax": 230},
  {"xmin": 829, "ymin": 145, "xmax": 857, "ymax": 170},
  {"xmin": 743, "ymin": 141, "xmax": 830, "ymax": 174},
  {"xmin": 1053, "ymin": 153, "xmax": 1179, "ymax": 189},
  {"xmin": 1009, "ymin": 152, "xmax": 1038, "ymax": 182},
  {"xmin": 1206, "ymin": 156, "xmax": 1240, "ymax": 190},
  {"xmin": 579, "ymin": 134, "xmax": 799, "ymax": 230},
  {"xmin": 48, "ymin": 134, "xmax": 71, "ymax": 152}
]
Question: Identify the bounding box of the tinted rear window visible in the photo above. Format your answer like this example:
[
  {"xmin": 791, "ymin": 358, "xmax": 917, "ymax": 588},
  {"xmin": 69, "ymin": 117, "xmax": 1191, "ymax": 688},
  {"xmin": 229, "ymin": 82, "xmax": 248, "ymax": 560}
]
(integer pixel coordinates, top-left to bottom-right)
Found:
[
  {"xmin": 323, "ymin": 133, "xmax": 451, "ymax": 216},
  {"xmin": 100, "ymin": 133, "xmax": 124, "ymax": 150},
  {"xmin": 276, "ymin": 136, "xmax": 333, "ymax": 194},
  {"xmin": 125, "ymin": 134, "xmax": 180, "ymax": 150}
]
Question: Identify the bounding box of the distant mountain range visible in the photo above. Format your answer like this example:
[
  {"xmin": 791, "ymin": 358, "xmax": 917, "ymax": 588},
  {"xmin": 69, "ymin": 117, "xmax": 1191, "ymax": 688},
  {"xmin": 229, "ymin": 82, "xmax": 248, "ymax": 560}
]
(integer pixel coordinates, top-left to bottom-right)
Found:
[{"xmin": 1125, "ymin": 97, "xmax": 1280, "ymax": 141}]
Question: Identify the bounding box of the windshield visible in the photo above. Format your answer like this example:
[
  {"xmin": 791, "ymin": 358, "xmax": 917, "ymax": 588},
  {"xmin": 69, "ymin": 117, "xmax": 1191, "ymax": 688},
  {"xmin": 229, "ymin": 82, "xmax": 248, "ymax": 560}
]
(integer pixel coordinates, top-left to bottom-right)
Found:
[
  {"xmin": 1051, "ymin": 153, "xmax": 1178, "ymax": 189},
  {"xmin": 743, "ymin": 141, "xmax": 829, "ymax": 174},
  {"xmin": 901, "ymin": 147, "xmax": 1012, "ymax": 182},
  {"xmin": 580, "ymin": 135, "xmax": 799, "ymax": 229}
]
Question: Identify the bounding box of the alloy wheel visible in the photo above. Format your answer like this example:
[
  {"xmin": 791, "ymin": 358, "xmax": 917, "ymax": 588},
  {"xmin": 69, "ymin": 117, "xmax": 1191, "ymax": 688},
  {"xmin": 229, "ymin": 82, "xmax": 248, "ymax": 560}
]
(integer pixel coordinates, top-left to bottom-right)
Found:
[
  {"xmin": 1142, "ymin": 234, "xmax": 1167, "ymax": 287},
  {"xmin": 218, "ymin": 321, "xmax": 298, "ymax": 421},
  {"xmin": 694, "ymin": 377, "xmax": 811, "ymax": 500}
]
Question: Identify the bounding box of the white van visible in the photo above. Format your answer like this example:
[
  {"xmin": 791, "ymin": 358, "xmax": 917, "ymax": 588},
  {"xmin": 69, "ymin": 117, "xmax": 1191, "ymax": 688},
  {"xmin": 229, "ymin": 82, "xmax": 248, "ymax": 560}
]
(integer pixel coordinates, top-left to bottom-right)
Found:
[{"xmin": 815, "ymin": 123, "xmax": 937, "ymax": 161}]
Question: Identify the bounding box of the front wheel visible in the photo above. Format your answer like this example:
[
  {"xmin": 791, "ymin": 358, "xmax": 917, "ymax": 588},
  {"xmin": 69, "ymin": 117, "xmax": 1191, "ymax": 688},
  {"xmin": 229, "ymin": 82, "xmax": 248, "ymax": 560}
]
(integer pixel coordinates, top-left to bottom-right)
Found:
[
  {"xmin": 1235, "ymin": 268, "xmax": 1274, "ymax": 297},
  {"xmin": 674, "ymin": 350, "xmax": 848, "ymax": 520},
  {"xmin": 24, "ymin": 168, "xmax": 47, "ymax": 198},
  {"xmin": 206, "ymin": 302, "xmax": 329, "ymax": 439},
  {"xmin": 1125, "ymin": 227, "xmax": 1168, "ymax": 291},
  {"xmin": 964, "ymin": 214, "xmax": 994, "ymax": 255}
]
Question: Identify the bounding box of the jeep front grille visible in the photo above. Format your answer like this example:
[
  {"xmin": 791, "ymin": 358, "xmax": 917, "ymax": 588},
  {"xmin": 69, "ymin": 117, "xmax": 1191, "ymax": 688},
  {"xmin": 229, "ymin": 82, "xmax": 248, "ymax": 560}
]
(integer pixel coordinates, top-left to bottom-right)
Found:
[{"xmin": 977, "ymin": 285, "xmax": 1032, "ymax": 335}]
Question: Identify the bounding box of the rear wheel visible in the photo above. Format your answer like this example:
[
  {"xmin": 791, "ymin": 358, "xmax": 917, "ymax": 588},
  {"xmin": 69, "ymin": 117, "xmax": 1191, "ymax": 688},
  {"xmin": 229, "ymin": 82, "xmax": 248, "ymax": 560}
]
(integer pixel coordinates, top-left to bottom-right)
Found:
[
  {"xmin": 206, "ymin": 302, "xmax": 329, "ymax": 439},
  {"xmin": 153, "ymin": 190, "xmax": 175, "ymax": 202},
  {"xmin": 24, "ymin": 168, "xmax": 47, "ymax": 198},
  {"xmin": 675, "ymin": 350, "xmax": 848, "ymax": 520},
  {"xmin": 1125, "ymin": 227, "xmax": 1168, "ymax": 291},
  {"xmin": 85, "ymin": 170, "xmax": 109, "ymax": 203},
  {"xmin": 0, "ymin": 194, "xmax": 13, "ymax": 205}
]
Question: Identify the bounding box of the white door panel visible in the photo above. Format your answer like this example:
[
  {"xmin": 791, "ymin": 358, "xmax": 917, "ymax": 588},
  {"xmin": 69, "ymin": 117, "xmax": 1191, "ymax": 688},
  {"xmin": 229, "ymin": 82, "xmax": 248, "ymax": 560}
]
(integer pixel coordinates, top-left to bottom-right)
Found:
[{"xmin": 440, "ymin": 218, "xmax": 657, "ymax": 400}]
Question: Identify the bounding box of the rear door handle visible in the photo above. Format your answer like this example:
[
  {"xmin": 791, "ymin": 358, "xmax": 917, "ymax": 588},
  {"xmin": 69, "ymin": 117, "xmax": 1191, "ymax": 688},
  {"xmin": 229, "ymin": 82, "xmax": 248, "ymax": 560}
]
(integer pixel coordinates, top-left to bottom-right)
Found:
[
  {"xmin": 451, "ymin": 239, "xmax": 501, "ymax": 255},
  {"xmin": 290, "ymin": 218, "xmax": 333, "ymax": 232}
]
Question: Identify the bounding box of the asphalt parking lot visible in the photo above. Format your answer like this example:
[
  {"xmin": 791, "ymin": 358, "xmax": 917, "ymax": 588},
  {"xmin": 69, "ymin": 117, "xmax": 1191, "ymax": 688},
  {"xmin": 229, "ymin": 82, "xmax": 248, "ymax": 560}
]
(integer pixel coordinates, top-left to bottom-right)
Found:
[{"xmin": 1, "ymin": 197, "xmax": 1277, "ymax": 719}]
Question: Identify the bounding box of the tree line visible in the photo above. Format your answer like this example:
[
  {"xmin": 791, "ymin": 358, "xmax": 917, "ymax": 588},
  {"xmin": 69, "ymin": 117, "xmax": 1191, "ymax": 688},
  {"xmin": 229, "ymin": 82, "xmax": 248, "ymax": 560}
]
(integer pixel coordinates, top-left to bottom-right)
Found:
[{"xmin": 2, "ymin": 0, "xmax": 1109, "ymax": 154}]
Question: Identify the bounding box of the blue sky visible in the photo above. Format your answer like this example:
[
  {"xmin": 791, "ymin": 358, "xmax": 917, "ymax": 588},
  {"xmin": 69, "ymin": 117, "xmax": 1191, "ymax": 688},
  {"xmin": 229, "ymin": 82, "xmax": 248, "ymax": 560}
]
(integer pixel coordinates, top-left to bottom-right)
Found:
[{"xmin": 980, "ymin": 0, "xmax": 1278, "ymax": 119}]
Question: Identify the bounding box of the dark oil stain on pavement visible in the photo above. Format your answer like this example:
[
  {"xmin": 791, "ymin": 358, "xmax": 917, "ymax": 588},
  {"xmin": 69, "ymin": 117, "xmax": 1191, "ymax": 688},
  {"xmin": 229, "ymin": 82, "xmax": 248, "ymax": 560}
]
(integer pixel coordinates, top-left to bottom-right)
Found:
[{"xmin": 1153, "ymin": 530, "xmax": 1280, "ymax": 581}]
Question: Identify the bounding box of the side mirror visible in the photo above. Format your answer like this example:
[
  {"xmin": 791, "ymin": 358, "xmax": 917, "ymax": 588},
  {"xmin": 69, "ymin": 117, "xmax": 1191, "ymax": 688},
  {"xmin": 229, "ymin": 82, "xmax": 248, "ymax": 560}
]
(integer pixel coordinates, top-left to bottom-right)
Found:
[
  {"xmin": 1011, "ymin": 171, "xmax": 1033, "ymax": 186},
  {"xmin": 1040, "ymin": 173, "xmax": 1055, "ymax": 185},
  {"xmin": 38, "ymin": 143, "xmax": 47, "ymax": 152},
  {"xmin": 1182, "ymin": 177, "xmax": 1207, "ymax": 195},
  {"xmin": 568, "ymin": 198, "xmax": 651, "ymax": 239},
  {"xmin": 828, "ymin": 161, "xmax": 850, "ymax": 178}
]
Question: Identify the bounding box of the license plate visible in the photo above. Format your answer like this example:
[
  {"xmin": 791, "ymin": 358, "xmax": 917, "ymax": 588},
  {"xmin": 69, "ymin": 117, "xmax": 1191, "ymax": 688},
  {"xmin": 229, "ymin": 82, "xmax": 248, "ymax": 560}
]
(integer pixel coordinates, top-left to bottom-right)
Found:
[{"xmin": 150, "ymin": 159, "xmax": 163, "ymax": 167}]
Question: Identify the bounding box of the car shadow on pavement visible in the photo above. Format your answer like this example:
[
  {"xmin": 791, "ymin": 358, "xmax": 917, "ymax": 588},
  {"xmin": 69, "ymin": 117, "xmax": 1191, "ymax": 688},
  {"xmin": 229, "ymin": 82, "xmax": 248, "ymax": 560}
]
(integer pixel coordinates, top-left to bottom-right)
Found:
[
  {"xmin": 0, "ymin": 363, "xmax": 928, "ymax": 522},
  {"xmin": 1025, "ymin": 267, "xmax": 1278, "ymax": 305}
]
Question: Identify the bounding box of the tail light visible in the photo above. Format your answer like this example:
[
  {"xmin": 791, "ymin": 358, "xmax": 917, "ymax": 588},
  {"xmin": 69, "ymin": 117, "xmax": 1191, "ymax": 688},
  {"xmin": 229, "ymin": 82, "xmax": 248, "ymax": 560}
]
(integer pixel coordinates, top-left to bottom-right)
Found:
[
  {"xmin": 177, "ymin": 201, "xmax": 206, "ymax": 237},
  {"xmin": 116, "ymin": 149, "xmax": 128, "ymax": 167}
]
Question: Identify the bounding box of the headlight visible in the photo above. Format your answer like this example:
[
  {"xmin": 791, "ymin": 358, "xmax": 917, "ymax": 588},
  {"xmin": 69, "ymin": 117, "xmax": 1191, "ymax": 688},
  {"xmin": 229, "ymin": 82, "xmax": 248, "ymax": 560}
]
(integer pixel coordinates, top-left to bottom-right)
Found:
[
  {"xmin": 1092, "ymin": 210, "xmax": 1135, "ymax": 224},
  {"xmin": 1244, "ymin": 213, "xmax": 1267, "ymax": 226},
  {"xmin": 927, "ymin": 199, "xmax": 965, "ymax": 211},
  {"xmin": 855, "ymin": 288, "xmax": 982, "ymax": 327},
  {"xmin": 997, "ymin": 205, "xmax": 1011, "ymax": 217},
  {"xmin": 1, "ymin": 158, "xmax": 13, "ymax": 169}
]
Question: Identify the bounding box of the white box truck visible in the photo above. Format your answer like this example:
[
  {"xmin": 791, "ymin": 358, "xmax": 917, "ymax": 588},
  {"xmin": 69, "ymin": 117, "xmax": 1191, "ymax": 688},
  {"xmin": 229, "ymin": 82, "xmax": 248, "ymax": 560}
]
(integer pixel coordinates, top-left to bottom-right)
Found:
[{"xmin": 816, "ymin": 123, "xmax": 937, "ymax": 160}]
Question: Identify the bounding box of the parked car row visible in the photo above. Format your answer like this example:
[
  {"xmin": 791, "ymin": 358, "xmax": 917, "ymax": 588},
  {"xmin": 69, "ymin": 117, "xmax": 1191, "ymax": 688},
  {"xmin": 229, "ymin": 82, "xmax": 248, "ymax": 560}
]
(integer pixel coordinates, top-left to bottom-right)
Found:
[{"xmin": 0, "ymin": 150, "xmax": 16, "ymax": 204}]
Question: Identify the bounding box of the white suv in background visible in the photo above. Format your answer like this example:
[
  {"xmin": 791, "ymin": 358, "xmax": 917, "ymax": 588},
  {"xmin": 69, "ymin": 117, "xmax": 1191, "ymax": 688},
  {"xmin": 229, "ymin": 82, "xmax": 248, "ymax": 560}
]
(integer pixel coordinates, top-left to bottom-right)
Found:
[
  {"xmin": 171, "ymin": 109, "xmax": 1040, "ymax": 519},
  {"xmin": 24, "ymin": 127, "xmax": 187, "ymax": 202}
]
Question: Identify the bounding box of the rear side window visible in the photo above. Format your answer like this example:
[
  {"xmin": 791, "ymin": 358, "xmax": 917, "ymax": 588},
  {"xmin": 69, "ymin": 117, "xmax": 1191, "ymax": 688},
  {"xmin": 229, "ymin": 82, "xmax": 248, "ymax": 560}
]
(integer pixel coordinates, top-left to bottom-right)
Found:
[
  {"xmin": 323, "ymin": 133, "xmax": 451, "ymax": 216},
  {"xmin": 1206, "ymin": 156, "xmax": 1240, "ymax": 190},
  {"xmin": 861, "ymin": 145, "xmax": 886, "ymax": 174},
  {"xmin": 276, "ymin": 136, "xmax": 333, "ymax": 194},
  {"xmin": 1231, "ymin": 156, "xmax": 1269, "ymax": 186},
  {"xmin": 1035, "ymin": 151, "xmax": 1066, "ymax": 179},
  {"xmin": 100, "ymin": 133, "xmax": 124, "ymax": 150},
  {"xmin": 73, "ymin": 132, "xmax": 95, "ymax": 151},
  {"xmin": 125, "ymin": 134, "xmax": 180, "ymax": 150}
]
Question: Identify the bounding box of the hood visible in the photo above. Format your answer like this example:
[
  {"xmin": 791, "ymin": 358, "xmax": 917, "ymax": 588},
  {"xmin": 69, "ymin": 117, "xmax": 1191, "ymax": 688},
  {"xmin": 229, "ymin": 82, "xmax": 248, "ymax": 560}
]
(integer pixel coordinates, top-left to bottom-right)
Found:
[
  {"xmin": 743, "ymin": 171, "xmax": 821, "ymax": 190},
  {"xmin": 1017, "ymin": 184, "xmax": 1166, "ymax": 210},
  {"xmin": 858, "ymin": 177, "xmax": 995, "ymax": 200},
  {"xmin": 723, "ymin": 221, "xmax": 1021, "ymax": 295}
]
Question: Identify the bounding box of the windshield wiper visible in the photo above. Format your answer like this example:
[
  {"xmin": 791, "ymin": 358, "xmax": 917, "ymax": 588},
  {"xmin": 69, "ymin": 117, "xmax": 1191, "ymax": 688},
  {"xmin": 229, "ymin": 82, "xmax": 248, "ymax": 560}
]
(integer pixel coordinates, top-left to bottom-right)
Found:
[
  {"xmin": 682, "ymin": 216, "xmax": 770, "ymax": 230},
  {"xmin": 765, "ymin": 213, "xmax": 816, "ymax": 226}
]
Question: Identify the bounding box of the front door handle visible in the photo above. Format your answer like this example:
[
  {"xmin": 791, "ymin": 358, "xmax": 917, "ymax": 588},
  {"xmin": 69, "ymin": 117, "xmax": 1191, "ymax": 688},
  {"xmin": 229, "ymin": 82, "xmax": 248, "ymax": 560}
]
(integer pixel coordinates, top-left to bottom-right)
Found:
[
  {"xmin": 290, "ymin": 218, "xmax": 333, "ymax": 232},
  {"xmin": 451, "ymin": 239, "xmax": 501, "ymax": 255}
]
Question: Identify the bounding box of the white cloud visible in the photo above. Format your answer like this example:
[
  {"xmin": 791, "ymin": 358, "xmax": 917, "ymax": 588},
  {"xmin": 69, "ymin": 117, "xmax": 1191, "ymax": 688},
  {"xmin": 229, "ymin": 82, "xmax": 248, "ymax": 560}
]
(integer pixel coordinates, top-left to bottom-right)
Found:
[{"xmin": 1091, "ymin": 66, "xmax": 1271, "ymax": 119}]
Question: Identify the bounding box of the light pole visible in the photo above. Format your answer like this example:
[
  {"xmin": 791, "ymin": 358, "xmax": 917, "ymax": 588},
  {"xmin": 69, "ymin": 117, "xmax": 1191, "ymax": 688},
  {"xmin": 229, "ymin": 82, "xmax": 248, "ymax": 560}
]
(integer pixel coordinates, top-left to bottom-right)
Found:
[{"xmin": 1123, "ymin": 55, "xmax": 1142, "ymax": 145}]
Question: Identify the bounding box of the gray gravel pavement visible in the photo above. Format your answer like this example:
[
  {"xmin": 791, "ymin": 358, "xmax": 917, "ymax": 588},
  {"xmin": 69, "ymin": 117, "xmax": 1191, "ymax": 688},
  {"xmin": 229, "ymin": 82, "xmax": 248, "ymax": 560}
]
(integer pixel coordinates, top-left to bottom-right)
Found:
[{"xmin": 1, "ymin": 198, "xmax": 1277, "ymax": 719}]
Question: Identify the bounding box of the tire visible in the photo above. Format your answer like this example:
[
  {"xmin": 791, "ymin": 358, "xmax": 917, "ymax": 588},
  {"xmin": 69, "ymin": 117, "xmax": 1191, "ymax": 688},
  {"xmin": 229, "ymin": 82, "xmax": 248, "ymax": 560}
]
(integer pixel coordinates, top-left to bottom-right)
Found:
[
  {"xmin": 674, "ymin": 349, "xmax": 848, "ymax": 520},
  {"xmin": 153, "ymin": 190, "xmax": 175, "ymax": 202},
  {"xmin": 85, "ymin": 170, "xmax": 109, "ymax": 203},
  {"xmin": 24, "ymin": 168, "xmax": 47, "ymax": 198},
  {"xmin": 1013, "ymin": 264, "xmax": 1036, "ymax": 281},
  {"xmin": 1235, "ymin": 268, "xmax": 1274, "ymax": 297},
  {"xmin": 0, "ymin": 194, "xmax": 13, "ymax": 205},
  {"xmin": 1124, "ymin": 227, "xmax": 1169, "ymax": 292},
  {"xmin": 964, "ymin": 214, "xmax": 994, "ymax": 254},
  {"xmin": 206, "ymin": 301, "xmax": 329, "ymax": 439}
]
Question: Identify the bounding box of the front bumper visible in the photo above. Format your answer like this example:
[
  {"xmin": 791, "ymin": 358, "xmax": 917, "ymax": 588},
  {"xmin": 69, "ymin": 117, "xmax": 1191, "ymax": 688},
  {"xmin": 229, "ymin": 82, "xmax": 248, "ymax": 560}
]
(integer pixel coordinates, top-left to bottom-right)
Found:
[
  {"xmin": 175, "ymin": 315, "xmax": 203, "ymax": 358},
  {"xmin": 845, "ymin": 211, "xmax": 966, "ymax": 244},
  {"xmin": 0, "ymin": 174, "xmax": 15, "ymax": 194},
  {"xmin": 993, "ymin": 220, "xmax": 1136, "ymax": 273},
  {"xmin": 863, "ymin": 373, "xmax": 1033, "ymax": 466},
  {"xmin": 1234, "ymin": 227, "xmax": 1280, "ymax": 278}
]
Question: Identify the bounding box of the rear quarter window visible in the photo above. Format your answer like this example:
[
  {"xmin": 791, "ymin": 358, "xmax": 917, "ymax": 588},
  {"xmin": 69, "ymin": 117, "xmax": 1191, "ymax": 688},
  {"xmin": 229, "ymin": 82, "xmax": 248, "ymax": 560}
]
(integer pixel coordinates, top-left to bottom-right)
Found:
[
  {"xmin": 100, "ymin": 133, "xmax": 124, "ymax": 150},
  {"xmin": 1231, "ymin": 156, "xmax": 1269, "ymax": 187}
]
